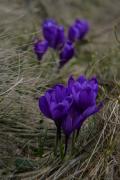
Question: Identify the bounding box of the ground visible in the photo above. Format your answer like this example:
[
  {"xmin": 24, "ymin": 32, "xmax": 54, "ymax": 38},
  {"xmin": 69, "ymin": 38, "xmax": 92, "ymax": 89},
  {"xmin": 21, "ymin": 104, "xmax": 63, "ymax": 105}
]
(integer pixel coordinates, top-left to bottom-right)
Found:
[{"xmin": 0, "ymin": 0, "xmax": 120, "ymax": 179}]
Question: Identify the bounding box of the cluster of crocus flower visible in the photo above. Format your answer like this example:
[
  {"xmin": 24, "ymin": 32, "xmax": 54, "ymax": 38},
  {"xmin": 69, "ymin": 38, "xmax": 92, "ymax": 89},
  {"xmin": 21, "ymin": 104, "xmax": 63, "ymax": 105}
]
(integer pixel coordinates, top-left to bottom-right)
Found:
[
  {"xmin": 34, "ymin": 19, "xmax": 89, "ymax": 68},
  {"xmin": 39, "ymin": 75, "xmax": 102, "ymax": 155}
]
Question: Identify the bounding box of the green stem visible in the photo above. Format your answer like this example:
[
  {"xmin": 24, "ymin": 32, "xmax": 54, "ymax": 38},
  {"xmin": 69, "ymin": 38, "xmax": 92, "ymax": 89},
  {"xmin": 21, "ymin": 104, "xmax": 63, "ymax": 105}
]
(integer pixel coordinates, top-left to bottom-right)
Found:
[
  {"xmin": 54, "ymin": 126, "xmax": 61, "ymax": 156},
  {"xmin": 64, "ymin": 135, "xmax": 69, "ymax": 157},
  {"xmin": 71, "ymin": 131, "xmax": 75, "ymax": 156},
  {"xmin": 59, "ymin": 137, "xmax": 64, "ymax": 160},
  {"xmin": 75, "ymin": 128, "xmax": 80, "ymax": 142}
]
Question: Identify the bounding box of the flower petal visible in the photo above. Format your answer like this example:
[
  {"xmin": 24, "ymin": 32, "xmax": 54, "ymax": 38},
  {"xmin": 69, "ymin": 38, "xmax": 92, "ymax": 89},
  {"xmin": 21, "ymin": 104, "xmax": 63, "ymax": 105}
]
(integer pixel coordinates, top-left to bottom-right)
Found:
[
  {"xmin": 55, "ymin": 26, "xmax": 65, "ymax": 49},
  {"xmin": 39, "ymin": 96, "xmax": 51, "ymax": 118},
  {"xmin": 34, "ymin": 40, "xmax": 48, "ymax": 60},
  {"xmin": 59, "ymin": 41, "xmax": 75, "ymax": 68},
  {"xmin": 61, "ymin": 114, "xmax": 73, "ymax": 136},
  {"xmin": 68, "ymin": 25, "xmax": 80, "ymax": 42},
  {"xmin": 68, "ymin": 76, "xmax": 75, "ymax": 89},
  {"xmin": 42, "ymin": 19, "xmax": 58, "ymax": 48},
  {"xmin": 89, "ymin": 77, "xmax": 98, "ymax": 94},
  {"xmin": 77, "ymin": 89, "xmax": 96, "ymax": 112},
  {"xmin": 75, "ymin": 19, "xmax": 89, "ymax": 39},
  {"xmin": 82, "ymin": 103, "xmax": 103, "ymax": 120},
  {"xmin": 73, "ymin": 103, "xmax": 103, "ymax": 130},
  {"xmin": 54, "ymin": 84, "xmax": 65, "ymax": 102},
  {"xmin": 51, "ymin": 103, "xmax": 67, "ymax": 121},
  {"xmin": 77, "ymin": 75, "xmax": 86, "ymax": 84}
]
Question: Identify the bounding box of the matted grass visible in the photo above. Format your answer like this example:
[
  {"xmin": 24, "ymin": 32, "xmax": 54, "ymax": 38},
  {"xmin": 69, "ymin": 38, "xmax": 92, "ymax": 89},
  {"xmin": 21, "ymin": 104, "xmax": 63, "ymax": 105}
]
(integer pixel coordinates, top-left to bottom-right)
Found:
[{"xmin": 0, "ymin": 0, "xmax": 120, "ymax": 179}]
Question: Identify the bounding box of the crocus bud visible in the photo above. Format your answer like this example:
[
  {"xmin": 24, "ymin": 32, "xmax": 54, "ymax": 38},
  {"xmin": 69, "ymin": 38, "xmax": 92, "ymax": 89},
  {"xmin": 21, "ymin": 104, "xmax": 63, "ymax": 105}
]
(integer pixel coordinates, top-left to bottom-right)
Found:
[
  {"xmin": 68, "ymin": 19, "xmax": 89, "ymax": 42},
  {"xmin": 75, "ymin": 19, "xmax": 89, "ymax": 40},
  {"xmin": 42, "ymin": 19, "xmax": 65, "ymax": 49},
  {"xmin": 34, "ymin": 40, "xmax": 48, "ymax": 60},
  {"xmin": 59, "ymin": 41, "xmax": 75, "ymax": 68},
  {"xmin": 68, "ymin": 25, "xmax": 80, "ymax": 42}
]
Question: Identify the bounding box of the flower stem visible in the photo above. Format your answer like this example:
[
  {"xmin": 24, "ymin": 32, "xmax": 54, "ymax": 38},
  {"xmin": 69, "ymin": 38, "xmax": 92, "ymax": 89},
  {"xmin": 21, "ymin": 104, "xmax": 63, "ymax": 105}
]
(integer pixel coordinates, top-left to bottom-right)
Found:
[
  {"xmin": 54, "ymin": 126, "xmax": 61, "ymax": 156},
  {"xmin": 75, "ymin": 128, "xmax": 80, "ymax": 142},
  {"xmin": 71, "ymin": 131, "xmax": 75, "ymax": 156},
  {"xmin": 64, "ymin": 135, "xmax": 69, "ymax": 157}
]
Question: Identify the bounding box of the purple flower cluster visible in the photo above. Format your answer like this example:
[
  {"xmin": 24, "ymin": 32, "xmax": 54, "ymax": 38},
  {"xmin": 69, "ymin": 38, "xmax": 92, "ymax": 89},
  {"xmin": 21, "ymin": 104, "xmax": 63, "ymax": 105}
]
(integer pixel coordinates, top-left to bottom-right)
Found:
[
  {"xmin": 34, "ymin": 19, "xmax": 89, "ymax": 67},
  {"xmin": 39, "ymin": 75, "xmax": 102, "ymax": 152}
]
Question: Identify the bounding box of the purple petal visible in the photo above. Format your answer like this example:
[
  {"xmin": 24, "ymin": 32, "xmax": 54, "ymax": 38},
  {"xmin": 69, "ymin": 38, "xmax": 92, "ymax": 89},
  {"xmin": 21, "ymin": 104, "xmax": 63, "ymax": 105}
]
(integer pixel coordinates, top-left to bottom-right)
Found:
[
  {"xmin": 59, "ymin": 41, "xmax": 75, "ymax": 68},
  {"xmin": 42, "ymin": 19, "xmax": 65, "ymax": 49},
  {"xmin": 55, "ymin": 26, "xmax": 65, "ymax": 49},
  {"xmin": 42, "ymin": 19, "xmax": 57, "ymax": 26},
  {"xmin": 75, "ymin": 19, "xmax": 89, "ymax": 40},
  {"xmin": 53, "ymin": 84, "xmax": 65, "ymax": 102},
  {"xmin": 82, "ymin": 102, "xmax": 103, "ymax": 120},
  {"xmin": 42, "ymin": 20, "xmax": 58, "ymax": 48},
  {"xmin": 74, "ymin": 103, "xmax": 103, "ymax": 130},
  {"xmin": 61, "ymin": 114, "xmax": 73, "ymax": 136},
  {"xmin": 88, "ymin": 77, "xmax": 98, "ymax": 94},
  {"xmin": 68, "ymin": 25, "xmax": 80, "ymax": 42},
  {"xmin": 68, "ymin": 76, "xmax": 75, "ymax": 89},
  {"xmin": 51, "ymin": 102, "xmax": 67, "ymax": 120},
  {"xmin": 39, "ymin": 96, "xmax": 51, "ymax": 118},
  {"xmin": 34, "ymin": 40, "xmax": 48, "ymax": 60},
  {"xmin": 77, "ymin": 75, "xmax": 86, "ymax": 84},
  {"xmin": 45, "ymin": 88, "xmax": 55, "ymax": 102},
  {"xmin": 77, "ymin": 89, "xmax": 96, "ymax": 112}
]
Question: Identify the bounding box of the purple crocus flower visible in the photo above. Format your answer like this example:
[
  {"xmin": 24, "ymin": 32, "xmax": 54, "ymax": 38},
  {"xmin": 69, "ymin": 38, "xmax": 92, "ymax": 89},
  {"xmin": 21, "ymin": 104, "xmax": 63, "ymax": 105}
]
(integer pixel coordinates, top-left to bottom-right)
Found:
[
  {"xmin": 59, "ymin": 41, "xmax": 75, "ymax": 68},
  {"xmin": 39, "ymin": 84, "xmax": 73, "ymax": 128},
  {"xmin": 75, "ymin": 19, "xmax": 89, "ymax": 39},
  {"xmin": 68, "ymin": 19, "xmax": 89, "ymax": 42},
  {"xmin": 61, "ymin": 76, "xmax": 102, "ymax": 136},
  {"xmin": 38, "ymin": 75, "xmax": 102, "ymax": 156},
  {"xmin": 34, "ymin": 40, "xmax": 48, "ymax": 60},
  {"xmin": 68, "ymin": 25, "xmax": 80, "ymax": 42},
  {"xmin": 42, "ymin": 19, "xmax": 65, "ymax": 49}
]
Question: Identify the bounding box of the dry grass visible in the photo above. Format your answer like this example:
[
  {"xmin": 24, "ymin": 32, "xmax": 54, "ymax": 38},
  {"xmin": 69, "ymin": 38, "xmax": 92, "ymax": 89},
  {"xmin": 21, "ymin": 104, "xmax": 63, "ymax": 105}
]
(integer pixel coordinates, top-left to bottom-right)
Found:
[{"xmin": 0, "ymin": 0, "xmax": 120, "ymax": 179}]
